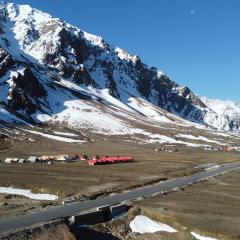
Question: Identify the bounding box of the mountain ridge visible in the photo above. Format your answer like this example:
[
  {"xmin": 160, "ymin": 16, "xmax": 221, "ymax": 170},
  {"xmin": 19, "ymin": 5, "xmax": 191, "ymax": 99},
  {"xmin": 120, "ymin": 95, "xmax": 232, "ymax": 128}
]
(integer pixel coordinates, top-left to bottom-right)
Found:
[{"xmin": 0, "ymin": 1, "xmax": 239, "ymax": 137}]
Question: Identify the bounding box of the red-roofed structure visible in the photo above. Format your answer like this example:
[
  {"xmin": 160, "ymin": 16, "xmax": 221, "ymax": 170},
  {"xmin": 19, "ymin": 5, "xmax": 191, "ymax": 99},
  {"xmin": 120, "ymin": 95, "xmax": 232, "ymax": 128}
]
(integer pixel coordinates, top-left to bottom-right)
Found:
[{"xmin": 88, "ymin": 156, "xmax": 134, "ymax": 165}]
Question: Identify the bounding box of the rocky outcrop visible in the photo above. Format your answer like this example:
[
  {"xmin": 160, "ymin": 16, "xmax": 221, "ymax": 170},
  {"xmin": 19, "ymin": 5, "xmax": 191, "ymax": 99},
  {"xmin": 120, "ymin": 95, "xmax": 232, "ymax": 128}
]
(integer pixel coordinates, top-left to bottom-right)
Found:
[
  {"xmin": 43, "ymin": 27, "xmax": 90, "ymax": 79},
  {"xmin": 72, "ymin": 65, "xmax": 96, "ymax": 86},
  {"xmin": 8, "ymin": 68, "xmax": 47, "ymax": 115},
  {"xmin": 0, "ymin": 48, "xmax": 15, "ymax": 78}
]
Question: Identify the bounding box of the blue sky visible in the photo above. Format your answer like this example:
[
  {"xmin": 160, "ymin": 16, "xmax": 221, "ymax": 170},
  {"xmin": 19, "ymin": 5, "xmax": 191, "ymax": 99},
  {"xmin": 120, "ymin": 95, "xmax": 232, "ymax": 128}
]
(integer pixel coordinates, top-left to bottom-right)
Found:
[{"xmin": 6, "ymin": 0, "xmax": 240, "ymax": 101}]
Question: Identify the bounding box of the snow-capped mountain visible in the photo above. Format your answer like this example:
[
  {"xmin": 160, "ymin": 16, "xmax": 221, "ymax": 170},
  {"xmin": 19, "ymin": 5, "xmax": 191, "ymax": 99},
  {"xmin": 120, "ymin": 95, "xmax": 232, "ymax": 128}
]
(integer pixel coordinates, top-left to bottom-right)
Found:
[
  {"xmin": 0, "ymin": 2, "xmax": 239, "ymax": 136},
  {"xmin": 201, "ymin": 97, "xmax": 240, "ymax": 125}
]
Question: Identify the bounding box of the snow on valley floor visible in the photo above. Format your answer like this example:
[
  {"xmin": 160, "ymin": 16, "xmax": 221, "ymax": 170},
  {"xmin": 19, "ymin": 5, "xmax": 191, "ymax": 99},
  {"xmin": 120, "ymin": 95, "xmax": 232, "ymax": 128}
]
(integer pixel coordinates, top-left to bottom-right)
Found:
[
  {"xmin": 0, "ymin": 187, "xmax": 58, "ymax": 201},
  {"xmin": 191, "ymin": 232, "xmax": 218, "ymax": 240},
  {"xmin": 129, "ymin": 215, "xmax": 218, "ymax": 239},
  {"xmin": 129, "ymin": 215, "xmax": 177, "ymax": 234}
]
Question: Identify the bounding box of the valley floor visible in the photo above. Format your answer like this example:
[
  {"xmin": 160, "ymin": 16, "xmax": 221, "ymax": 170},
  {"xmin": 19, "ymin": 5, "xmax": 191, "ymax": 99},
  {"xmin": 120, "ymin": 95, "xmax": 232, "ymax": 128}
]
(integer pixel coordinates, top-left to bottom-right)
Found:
[
  {"xmin": 39, "ymin": 170, "xmax": 240, "ymax": 240},
  {"xmin": 0, "ymin": 140, "xmax": 240, "ymax": 239},
  {"xmin": 134, "ymin": 170, "xmax": 240, "ymax": 239},
  {"xmin": 1, "ymin": 168, "xmax": 240, "ymax": 240}
]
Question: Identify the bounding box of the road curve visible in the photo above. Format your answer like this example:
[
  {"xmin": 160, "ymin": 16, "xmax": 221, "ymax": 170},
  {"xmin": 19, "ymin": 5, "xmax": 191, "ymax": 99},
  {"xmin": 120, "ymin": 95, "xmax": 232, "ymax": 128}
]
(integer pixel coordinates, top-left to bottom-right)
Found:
[{"xmin": 0, "ymin": 161, "xmax": 240, "ymax": 234}]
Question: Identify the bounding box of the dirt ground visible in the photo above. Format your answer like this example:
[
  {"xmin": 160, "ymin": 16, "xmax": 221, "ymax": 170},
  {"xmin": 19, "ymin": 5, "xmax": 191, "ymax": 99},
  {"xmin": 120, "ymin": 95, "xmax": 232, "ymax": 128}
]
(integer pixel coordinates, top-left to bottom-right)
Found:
[{"xmin": 0, "ymin": 194, "xmax": 47, "ymax": 220}]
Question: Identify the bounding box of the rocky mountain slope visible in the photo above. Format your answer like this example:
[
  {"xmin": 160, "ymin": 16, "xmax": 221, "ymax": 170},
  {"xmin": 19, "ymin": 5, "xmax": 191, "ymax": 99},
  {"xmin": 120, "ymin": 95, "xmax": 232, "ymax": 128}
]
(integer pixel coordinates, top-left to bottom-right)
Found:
[{"xmin": 0, "ymin": 1, "xmax": 239, "ymax": 140}]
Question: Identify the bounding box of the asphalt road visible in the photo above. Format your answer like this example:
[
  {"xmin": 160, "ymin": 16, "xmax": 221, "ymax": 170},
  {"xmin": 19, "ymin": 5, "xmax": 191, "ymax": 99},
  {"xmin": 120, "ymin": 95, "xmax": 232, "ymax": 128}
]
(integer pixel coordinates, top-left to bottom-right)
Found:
[{"xmin": 0, "ymin": 161, "xmax": 240, "ymax": 234}]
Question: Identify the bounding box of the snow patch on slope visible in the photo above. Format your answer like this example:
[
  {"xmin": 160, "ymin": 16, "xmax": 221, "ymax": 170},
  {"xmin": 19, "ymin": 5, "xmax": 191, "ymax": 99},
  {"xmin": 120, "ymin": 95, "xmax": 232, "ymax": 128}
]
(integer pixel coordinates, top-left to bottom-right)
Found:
[
  {"xmin": 48, "ymin": 99, "xmax": 132, "ymax": 135},
  {"xmin": 177, "ymin": 134, "xmax": 224, "ymax": 145},
  {"xmin": 22, "ymin": 129, "xmax": 85, "ymax": 143},
  {"xmin": 142, "ymin": 133, "xmax": 211, "ymax": 147},
  {"xmin": 128, "ymin": 98, "xmax": 174, "ymax": 123}
]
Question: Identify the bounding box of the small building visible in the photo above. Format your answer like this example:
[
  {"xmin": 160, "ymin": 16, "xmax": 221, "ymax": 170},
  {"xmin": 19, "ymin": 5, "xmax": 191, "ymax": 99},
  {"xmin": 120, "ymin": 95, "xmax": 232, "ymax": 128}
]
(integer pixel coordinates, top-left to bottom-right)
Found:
[
  {"xmin": 88, "ymin": 161, "xmax": 95, "ymax": 166},
  {"xmin": 234, "ymin": 147, "xmax": 240, "ymax": 152},
  {"xmin": 88, "ymin": 156, "xmax": 134, "ymax": 166},
  {"xmin": 167, "ymin": 149, "xmax": 177, "ymax": 153},
  {"xmin": 12, "ymin": 158, "xmax": 19, "ymax": 163},
  {"xmin": 204, "ymin": 147, "xmax": 214, "ymax": 151},
  {"xmin": 222, "ymin": 147, "xmax": 235, "ymax": 152},
  {"xmin": 92, "ymin": 155, "xmax": 100, "ymax": 160},
  {"xmin": 155, "ymin": 147, "xmax": 177, "ymax": 152},
  {"xmin": 80, "ymin": 154, "xmax": 88, "ymax": 161},
  {"xmin": 27, "ymin": 156, "xmax": 38, "ymax": 163},
  {"xmin": 18, "ymin": 159, "xmax": 26, "ymax": 164},
  {"xmin": 55, "ymin": 155, "xmax": 70, "ymax": 162},
  {"xmin": 69, "ymin": 154, "xmax": 79, "ymax": 160},
  {"xmin": 40, "ymin": 156, "xmax": 53, "ymax": 161},
  {"xmin": 5, "ymin": 158, "xmax": 13, "ymax": 164}
]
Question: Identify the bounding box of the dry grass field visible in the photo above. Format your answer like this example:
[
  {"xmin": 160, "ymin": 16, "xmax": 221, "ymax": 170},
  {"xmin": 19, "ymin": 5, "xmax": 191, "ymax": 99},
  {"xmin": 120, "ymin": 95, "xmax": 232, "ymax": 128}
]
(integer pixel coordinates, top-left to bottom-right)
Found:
[
  {"xmin": 0, "ymin": 140, "xmax": 240, "ymax": 198},
  {"xmin": 0, "ymin": 138, "xmax": 240, "ymax": 223}
]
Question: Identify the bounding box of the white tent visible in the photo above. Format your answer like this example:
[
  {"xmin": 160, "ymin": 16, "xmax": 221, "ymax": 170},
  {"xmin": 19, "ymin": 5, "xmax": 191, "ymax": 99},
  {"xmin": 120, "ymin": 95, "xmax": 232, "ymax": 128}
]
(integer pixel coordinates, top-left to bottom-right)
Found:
[{"xmin": 5, "ymin": 158, "xmax": 13, "ymax": 163}]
